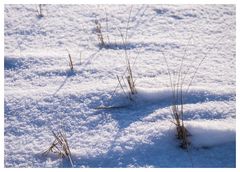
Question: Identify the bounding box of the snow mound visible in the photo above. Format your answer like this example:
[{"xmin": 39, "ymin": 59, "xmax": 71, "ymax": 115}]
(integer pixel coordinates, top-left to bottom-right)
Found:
[
  {"xmin": 186, "ymin": 119, "xmax": 235, "ymax": 147},
  {"xmin": 134, "ymin": 86, "xmax": 235, "ymax": 104}
]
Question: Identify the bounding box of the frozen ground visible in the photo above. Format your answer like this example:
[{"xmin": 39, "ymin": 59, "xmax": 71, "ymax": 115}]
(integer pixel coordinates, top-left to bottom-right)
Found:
[{"xmin": 4, "ymin": 4, "xmax": 235, "ymax": 167}]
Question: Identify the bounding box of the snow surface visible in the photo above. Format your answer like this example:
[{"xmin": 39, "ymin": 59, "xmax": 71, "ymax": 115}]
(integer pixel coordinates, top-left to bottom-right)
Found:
[{"xmin": 4, "ymin": 4, "xmax": 235, "ymax": 167}]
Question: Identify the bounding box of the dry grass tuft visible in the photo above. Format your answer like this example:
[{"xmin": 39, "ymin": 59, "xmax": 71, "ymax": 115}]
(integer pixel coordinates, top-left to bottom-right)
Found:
[
  {"xmin": 161, "ymin": 37, "xmax": 193, "ymax": 150},
  {"xmin": 43, "ymin": 131, "xmax": 73, "ymax": 167},
  {"xmin": 95, "ymin": 19, "xmax": 105, "ymax": 47},
  {"xmin": 116, "ymin": 58, "xmax": 137, "ymax": 101},
  {"xmin": 170, "ymin": 99, "xmax": 190, "ymax": 149}
]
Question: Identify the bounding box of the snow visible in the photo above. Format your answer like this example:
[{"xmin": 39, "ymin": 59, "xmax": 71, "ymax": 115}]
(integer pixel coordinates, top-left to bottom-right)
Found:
[
  {"xmin": 188, "ymin": 119, "xmax": 235, "ymax": 147},
  {"xmin": 4, "ymin": 4, "xmax": 236, "ymax": 168}
]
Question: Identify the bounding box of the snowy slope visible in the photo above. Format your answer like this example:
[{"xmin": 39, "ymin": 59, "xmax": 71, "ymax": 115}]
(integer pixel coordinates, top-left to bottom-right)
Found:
[{"xmin": 4, "ymin": 4, "xmax": 235, "ymax": 167}]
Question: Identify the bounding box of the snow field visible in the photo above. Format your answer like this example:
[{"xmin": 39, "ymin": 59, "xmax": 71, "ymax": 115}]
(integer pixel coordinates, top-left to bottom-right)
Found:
[{"xmin": 4, "ymin": 4, "xmax": 235, "ymax": 167}]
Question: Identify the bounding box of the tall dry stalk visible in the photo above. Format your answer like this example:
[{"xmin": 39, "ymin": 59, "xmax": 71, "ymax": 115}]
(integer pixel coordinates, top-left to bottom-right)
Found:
[
  {"xmin": 115, "ymin": 6, "xmax": 137, "ymax": 101},
  {"xmin": 66, "ymin": 49, "xmax": 74, "ymax": 71},
  {"xmin": 37, "ymin": 4, "xmax": 44, "ymax": 17},
  {"xmin": 95, "ymin": 19, "xmax": 105, "ymax": 47}
]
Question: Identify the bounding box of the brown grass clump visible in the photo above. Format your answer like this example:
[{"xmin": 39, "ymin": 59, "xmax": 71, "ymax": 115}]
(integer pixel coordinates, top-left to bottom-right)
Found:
[
  {"xmin": 43, "ymin": 131, "xmax": 73, "ymax": 167},
  {"xmin": 170, "ymin": 99, "xmax": 190, "ymax": 149}
]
